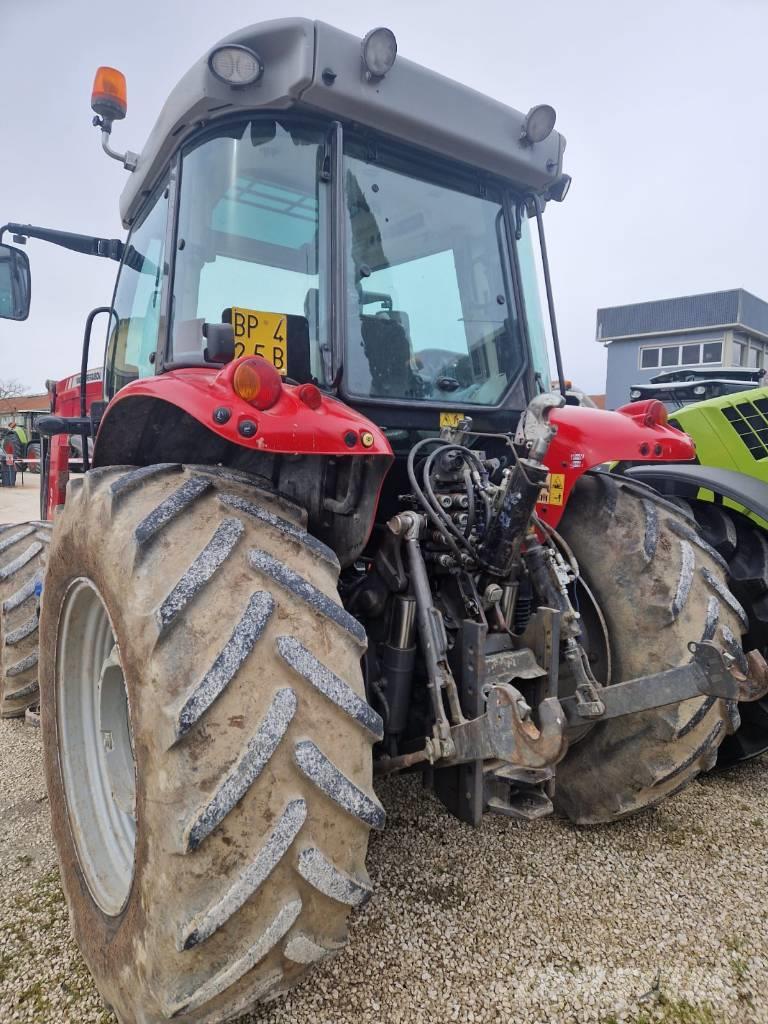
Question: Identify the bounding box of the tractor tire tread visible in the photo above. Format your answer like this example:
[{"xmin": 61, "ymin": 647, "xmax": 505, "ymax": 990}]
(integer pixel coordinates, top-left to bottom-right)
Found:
[
  {"xmin": 554, "ymin": 474, "xmax": 739, "ymax": 824},
  {"xmin": 40, "ymin": 466, "xmax": 378, "ymax": 1024},
  {"xmin": 688, "ymin": 501, "xmax": 768, "ymax": 764},
  {"xmin": 0, "ymin": 521, "xmax": 49, "ymax": 717}
]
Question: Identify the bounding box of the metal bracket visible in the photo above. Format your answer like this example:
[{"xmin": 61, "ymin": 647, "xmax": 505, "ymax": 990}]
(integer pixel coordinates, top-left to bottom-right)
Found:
[
  {"xmin": 559, "ymin": 641, "xmax": 768, "ymax": 727},
  {"xmin": 443, "ymin": 683, "xmax": 566, "ymax": 768},
  {"xmin": 573, "ymin": 681, "xmax": 605, "ymax": 719}
]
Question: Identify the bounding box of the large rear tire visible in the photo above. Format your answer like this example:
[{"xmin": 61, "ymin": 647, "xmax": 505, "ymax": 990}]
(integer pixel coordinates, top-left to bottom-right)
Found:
[
  {"xmin": 40, "ymin": 464, "xmax": 383, "ymax": 1024},
  {"xmin": 682, "ymin": 500, "xmax": 768, "ymax": 764},
  {"xmin": 554, "ymin": 474, "xmax": 745, "ymax": 824},
  {"xmin": 0, "ymin": 521, "xmax": 50, "ymax": 717}
]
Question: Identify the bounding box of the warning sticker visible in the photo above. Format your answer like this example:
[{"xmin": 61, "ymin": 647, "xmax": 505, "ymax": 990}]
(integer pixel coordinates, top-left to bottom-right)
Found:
[
  {"xmin": 439, "ymin": 412, "xmax": 464, "ymax": 429},
  {"xmin": 541, "ymin": 473, "xmax": 565, "ymax": 506}
]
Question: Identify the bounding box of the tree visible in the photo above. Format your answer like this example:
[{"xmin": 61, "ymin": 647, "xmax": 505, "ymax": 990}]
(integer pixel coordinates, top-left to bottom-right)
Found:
[{"xmin": 0, "ymin": 379, "xmax": 27, "ymax": 401}]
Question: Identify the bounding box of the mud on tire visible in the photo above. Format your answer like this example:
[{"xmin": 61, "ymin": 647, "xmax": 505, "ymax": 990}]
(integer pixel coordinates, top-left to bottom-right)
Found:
[
  {"xmin": 0, "ymin": 521, "xmax": 51, "ymax": 717},
  {"xmin": 677, "ymin": 500, "xmax": 768, "ymax": 764},
  {"xmin": 40, "ymin": 465, "xmax": 383, "ymax": 1024},
  {"xmin": 554, "ymin": 474, "xmax": 746, "ymax": 825}
]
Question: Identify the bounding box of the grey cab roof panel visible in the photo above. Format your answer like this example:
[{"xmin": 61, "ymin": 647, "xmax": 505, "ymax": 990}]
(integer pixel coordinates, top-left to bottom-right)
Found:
[{"xmin": 119, "ymin": 18, "xmax": 566, "ymax": 226}]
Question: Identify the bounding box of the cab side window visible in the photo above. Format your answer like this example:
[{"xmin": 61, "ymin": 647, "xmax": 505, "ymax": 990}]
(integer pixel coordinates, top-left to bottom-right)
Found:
[{"xmin": 105, "ymin": 185, "xmax": 169, "ymax": 398}]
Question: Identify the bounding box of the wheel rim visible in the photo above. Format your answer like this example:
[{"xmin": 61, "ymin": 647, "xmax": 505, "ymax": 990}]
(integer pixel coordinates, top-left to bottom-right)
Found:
[{"xmin": 57, "ymin": 578, "xmax": 136, "ymax": 916}]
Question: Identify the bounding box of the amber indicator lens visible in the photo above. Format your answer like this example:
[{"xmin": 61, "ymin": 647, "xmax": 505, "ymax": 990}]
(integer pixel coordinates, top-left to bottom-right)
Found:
[{"xmin": 232, "ymin": 357, "xmax": 282, "ymax": 410}]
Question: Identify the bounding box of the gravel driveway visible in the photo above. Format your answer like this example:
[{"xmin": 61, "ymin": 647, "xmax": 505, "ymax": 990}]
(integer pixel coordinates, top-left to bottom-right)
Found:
[
  {"xmin": 0, "ymin": 478, "xmax": 41, "ymax": 526},
  {"xmin": 1, "ymin": 716, "xmax": 767, "ymax": 1024}
]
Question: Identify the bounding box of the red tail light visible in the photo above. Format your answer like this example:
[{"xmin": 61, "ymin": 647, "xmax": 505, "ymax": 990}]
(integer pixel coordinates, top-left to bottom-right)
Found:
[
  {"xmin": 232, "ymin": 357, "xmax": 282, "ymax": 410},
  {"xmin": 297, "ymin": 383, "xmax": 322, "ymax": 410},
  {"xmin": 642, "ymin": 400, "xmax": 668, "ymax": 427},
  {"xmin": 616, "ymin": 398, "xmax": 669, "ymax": 428}
]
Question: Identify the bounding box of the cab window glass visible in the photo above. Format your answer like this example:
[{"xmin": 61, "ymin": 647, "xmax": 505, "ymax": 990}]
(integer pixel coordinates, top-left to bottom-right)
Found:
[
  {"xmin": 172, "ymin": 120, "xmax": 328, "ymax": 384},
  {"xmin": 343, "ymin": 140, "xmax": 524, "ymax": 405},
  {"xmin": 105, "ymin": 185, "xmax": 168, "ymax": 397}
]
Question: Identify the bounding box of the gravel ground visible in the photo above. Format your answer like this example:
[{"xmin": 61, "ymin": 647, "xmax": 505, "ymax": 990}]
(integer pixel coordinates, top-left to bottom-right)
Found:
[
  {"xmin": 0, "ymin": 478, "xmax": 41, "ymax": 525},
  {"xmin": 1, "ymin": 716, "xmax": 767, "ymax": 1024}
]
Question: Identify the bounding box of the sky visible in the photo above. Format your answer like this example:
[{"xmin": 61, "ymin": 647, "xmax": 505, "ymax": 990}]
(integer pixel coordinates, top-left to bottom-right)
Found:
[{"xmin": 0, "ymin": 0, "xmax": 766, "ymax": 396}]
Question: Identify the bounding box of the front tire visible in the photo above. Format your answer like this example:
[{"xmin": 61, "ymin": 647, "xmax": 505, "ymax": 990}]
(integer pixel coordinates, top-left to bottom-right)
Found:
[
  {"xmin": 40, "ymin": 464, "xmax": 383, "ymax": 1024},
  {"xmin": 554, "ymin": 474, "xmax": 745, "ymax": 824}
]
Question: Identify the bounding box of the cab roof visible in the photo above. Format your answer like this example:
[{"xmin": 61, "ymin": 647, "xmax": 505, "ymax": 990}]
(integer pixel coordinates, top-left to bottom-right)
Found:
[{"xmin": 119, "ymin": 18, "xmax": 566, "ymax": 226}]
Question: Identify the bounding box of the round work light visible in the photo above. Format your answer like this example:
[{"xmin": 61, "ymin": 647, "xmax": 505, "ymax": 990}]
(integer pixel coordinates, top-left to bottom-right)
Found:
[
  {"xmin": 361, "ymin": 27, "xmax": 397, "ymax": 79},
  {"xmin": 208, "ymin": 45, "xmax": 264, "ymax": 87},
  {"xmin": 520, "ymin": 104, "xmax": 557, "ymax": 145}
]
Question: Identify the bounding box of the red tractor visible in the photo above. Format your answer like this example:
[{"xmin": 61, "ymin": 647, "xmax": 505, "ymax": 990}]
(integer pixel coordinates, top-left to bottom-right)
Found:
[
  {"xmin": 0, "ymin": 21, "xmax": 765, "ymax": 1023},
  {"xmin": 0, "ymin": 369, "xmax": 104, "ymax": 719},
  {"xmin": 41, "ymin": 367, "xmax": 104, "ymax": 518}
]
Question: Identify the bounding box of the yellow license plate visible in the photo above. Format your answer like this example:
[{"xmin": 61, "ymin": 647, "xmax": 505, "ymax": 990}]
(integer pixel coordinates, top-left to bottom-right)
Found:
[
  {"xmin": 231, "ymin": 307, "xmax": 288, "ymax": 376},
  {"xmin": 439, "ymin": 412, "xmax": 464, "ymax": 429}
]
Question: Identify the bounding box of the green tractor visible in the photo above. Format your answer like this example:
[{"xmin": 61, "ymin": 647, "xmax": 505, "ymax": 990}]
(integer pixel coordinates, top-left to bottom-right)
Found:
[{"xmin": 622, "ymin": 367, "xmax": 768, "ymax": 763}]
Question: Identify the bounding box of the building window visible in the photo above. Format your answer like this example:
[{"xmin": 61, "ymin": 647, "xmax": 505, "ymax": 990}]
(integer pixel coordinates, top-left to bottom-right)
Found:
[
  {"xmin": 747, "ymin": 346, "xmax": 762, "ymax": 369},
  {"xmin": 682, "ymin": 343, "xmax": 700, "ymax": 365},
  {"xmin": 733, "ymin": 338, "xmax": 765, "ymax": 368},
  {"xmin": 640, "ymin": 347, "xmax": 660, "ymax": 368},
  {"xmin": 639, "ymin": 340, "xmax": 723, "ymax": 370}
]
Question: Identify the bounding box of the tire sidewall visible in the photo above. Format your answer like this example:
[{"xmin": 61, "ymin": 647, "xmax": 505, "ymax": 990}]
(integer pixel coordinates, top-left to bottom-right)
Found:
[
  {"xmin": 41, "ymin": 540, "xmax": 154, "ymax": 993},
  {"xmin": 39, "ymin": 466, "xmax": 379, "ymax": 1023}
]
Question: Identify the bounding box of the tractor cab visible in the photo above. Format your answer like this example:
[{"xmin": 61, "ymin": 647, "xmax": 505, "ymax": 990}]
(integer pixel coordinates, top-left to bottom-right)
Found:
[
  {"xmin": 96, "ymin": 19, "xmax": 567, "ymax": 440},
  {"xmin": 0, "ymin": 19, "xmax": 582, "ymax": 545},
  {"xmin": 1, "ymin": 21, "xmax": 768, "ymax": 1024}
]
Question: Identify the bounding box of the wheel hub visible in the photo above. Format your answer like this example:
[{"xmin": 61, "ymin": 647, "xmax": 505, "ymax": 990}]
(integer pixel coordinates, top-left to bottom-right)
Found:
[{"xmin": 57, "ymin": 579, "xmax": 136, "ymax": 916}]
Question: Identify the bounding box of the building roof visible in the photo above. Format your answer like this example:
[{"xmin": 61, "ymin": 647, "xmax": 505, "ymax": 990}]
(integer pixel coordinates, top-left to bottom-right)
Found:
[
  {"xmin": 596, "ymin": 289, "xmax": 768, "ymax": 344},
  {"xmin": 0, "ymin": 394, "xmax": 48, "ymax": 416}
]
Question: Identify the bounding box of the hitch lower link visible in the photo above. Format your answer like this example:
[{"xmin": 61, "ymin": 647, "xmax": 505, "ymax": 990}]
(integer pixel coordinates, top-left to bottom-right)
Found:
[
  {"xmin": 559, "ymin": 641, "xmax": 768, "ymax": 727},
  {"xmin": 432, "ymin": 640, "xmax": 768, "ymax": 772},
  {"xmin": 377, "ymin": 639, "xmax": 768, "ymax": 776},
  {"xmin": 379, "ymin": 509, "xmax": 768, "ymax": 777}
]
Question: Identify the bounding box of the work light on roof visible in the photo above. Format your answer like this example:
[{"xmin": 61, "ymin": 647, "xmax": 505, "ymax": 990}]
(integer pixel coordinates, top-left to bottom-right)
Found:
[
  {"xmin": 520, "ymin": 104, "xmax": 557, "ymax": 146},
  {"xmin": 361, "ymin": 27, "xmax": 397, "ymax": 80},
  {"xmin": 208, "ymin": 45, "xmax": 264, "ymax": 87}
]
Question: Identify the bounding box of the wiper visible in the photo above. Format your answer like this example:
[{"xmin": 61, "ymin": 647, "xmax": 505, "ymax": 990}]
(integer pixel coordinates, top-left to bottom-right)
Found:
[
  {"xmin": 436, "ymin": 376, "xmax": 460, "ymax": 392},
  {"xmin": 0, "ymin": 222, "xmax": 123, "ymax": 261}
]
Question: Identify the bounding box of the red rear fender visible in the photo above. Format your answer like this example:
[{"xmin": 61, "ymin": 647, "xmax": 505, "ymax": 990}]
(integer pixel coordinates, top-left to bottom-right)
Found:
[
  {"xmin": 95, "ymin": 364, "xmax": 393, "ymax": 460},
  {"xmin": 537, "ymin": 404, "xmax": 696, "ymax": 527}
]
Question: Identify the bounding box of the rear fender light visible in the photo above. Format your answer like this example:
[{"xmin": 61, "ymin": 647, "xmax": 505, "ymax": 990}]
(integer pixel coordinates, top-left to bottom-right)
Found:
[
  {"xmin": 616, "ymin": 399, "xmax": 669, "ymax": 428},
  {"xmin": 230, "ymin": 356, "xmax": 282, "ymax": 410}
]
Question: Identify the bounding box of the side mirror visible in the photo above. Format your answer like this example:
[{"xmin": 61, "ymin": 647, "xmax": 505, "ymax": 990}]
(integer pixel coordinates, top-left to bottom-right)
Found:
[{"xmin": 0, "ymin": 244, "xmax": 31, "ymax": 321}]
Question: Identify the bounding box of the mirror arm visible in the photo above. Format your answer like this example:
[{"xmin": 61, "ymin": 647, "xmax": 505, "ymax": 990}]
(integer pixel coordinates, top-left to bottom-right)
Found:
[{"xmin": 0, "ymin": 223, "xmax": 123, "ymax": 261}]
